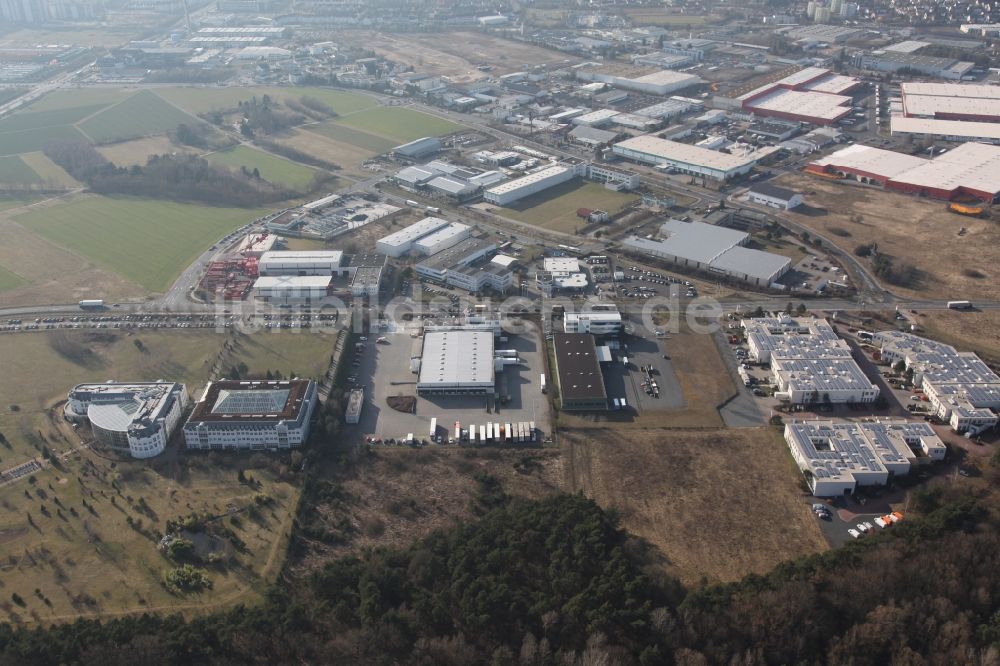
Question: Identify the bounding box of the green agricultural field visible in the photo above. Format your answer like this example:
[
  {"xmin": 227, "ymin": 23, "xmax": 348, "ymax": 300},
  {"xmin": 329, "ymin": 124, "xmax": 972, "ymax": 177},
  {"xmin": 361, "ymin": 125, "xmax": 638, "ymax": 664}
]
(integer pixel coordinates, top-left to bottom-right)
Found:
[
  {"xmin": 222, "ymin": 330, "xmax": 336, "ymax": 381},
  {"xmin": 309, "ymin": 121, "xmax": 396, "ymax": 154},
  {"xmin": 157, "ymin": 86, "xmax": 378, "ymax": 116},
  {"xmin": 18, "ymin": 151, "xmax": 80, "ymax": 188},
  {"xmin": 0, "ymin": 103, "xmax": 110, "ymax": 134},
  {"xmin": 333, "ymin": 107, "xmax": 463, "ymax": 144},
  {"xmin": 0, "ymin": 155, "xmax": 41, "ymax": 184},
  {"xmin": 497, "ymin": 179, "xmax": 640, "ymax": 234},
  {"xmin": 26, "ymin": 87, "xmax": 132, "ymax": 112},
  {"xmin": 78, "ymin": 90, "xmax": 199, "ymax": 143},
  {"xmin": 0, "ymin": 264, "xmax": 26, "ymax": 291},
  {"xmin": 15, "ymin": 196, "xmax": 264, "ymax": 292},
  {"xmin": 0, "ymin": 194, "xmax": 40, "ymax": 212},
  {"xmin": 206, "ymin": 145, "xmax": 318, "ymax": 191},
  {"xmin": 0, "ymin": 124, "xmax": 89, "ymax": 156}
]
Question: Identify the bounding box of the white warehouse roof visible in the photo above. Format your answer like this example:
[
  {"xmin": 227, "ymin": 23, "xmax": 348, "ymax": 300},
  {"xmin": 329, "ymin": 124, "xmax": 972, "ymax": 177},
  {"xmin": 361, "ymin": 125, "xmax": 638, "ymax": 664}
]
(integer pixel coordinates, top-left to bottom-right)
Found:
[
  {"xmin": 377, "ymin": 216, "xmax": 451, "ymax": 249},
  {"xmin": 418, "ymin": 330, "xmax": 495, "ymax": 387},
  {"xmin": 657, "ymin": 218, "xmax": 748, "ymax": 265},
  {"xmin": 254, "ymin": 275, "xmax": 332, "ymax": 289},
  {"xmin": 259, "ymin": 250, "xmax": 343, "ymax": 266},
  {"xmin": 614, "ymin": 135, "xmax": 761, "ymax": 172},
  {"xmin": 413, "ymin": 222, "xmax": 470, "ymax": 251},
  {"xmin": 485, "ymin": 166, "xmax": 571, "ymax": 196},
  {"xmin": 810, "ymin": 144, "xmax": 928, "ymax": 179}
]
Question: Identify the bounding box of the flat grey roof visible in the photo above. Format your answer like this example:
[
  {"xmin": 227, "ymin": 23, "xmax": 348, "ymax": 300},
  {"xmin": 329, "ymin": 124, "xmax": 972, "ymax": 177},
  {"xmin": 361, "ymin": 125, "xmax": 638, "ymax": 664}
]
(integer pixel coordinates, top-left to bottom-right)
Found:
[
  {"xmin": 658, "ymin": 218, "xmax": 748, "ymax": 264},
  {"xmin": 418, "ymin": 330, "xmax": 495, "ymax": 387},
  {"xmin": 710, "ymin": 246, "xmax": 791, "ymax": 281},
  {"xmin": 553, "ymin": 333, "xmax": 607, "ymax": 401}
]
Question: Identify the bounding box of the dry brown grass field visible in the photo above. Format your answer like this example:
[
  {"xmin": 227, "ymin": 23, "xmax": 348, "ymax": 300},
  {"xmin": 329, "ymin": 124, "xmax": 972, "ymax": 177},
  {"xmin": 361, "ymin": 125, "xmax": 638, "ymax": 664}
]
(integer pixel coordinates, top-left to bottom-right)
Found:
[
  {"xmin": 561, "ymin": 426, "xmax": 827, "ymax": 584},
  {"xmin": 776, "ymin": 172, "xmax": 1000, "ymax": 301},
  {"xmin": 291, "ymin": 447, "xmax": 564, "ymax": 574},
  {"xmin": 918, "ymin": 309, "xmax": 1000, "ymax": 366},
  {"xmin": 338, "ymin": 31, "xmax": 581, "ymax": 83}
]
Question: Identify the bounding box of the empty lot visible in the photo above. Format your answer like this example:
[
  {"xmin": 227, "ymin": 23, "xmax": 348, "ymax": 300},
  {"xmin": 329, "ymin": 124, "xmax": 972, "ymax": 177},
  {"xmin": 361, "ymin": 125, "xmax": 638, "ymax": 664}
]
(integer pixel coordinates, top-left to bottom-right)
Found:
[
  {"xmin": 776, "ymin": 172, "xmax": 1000, "ymax": 301},
  {"xmin": 497, "ymin": 180, "xmax": 639, "ymax": 234},
  {"xmin": 562, "ymin": 426, "xmax": 827, "ymax": 584}
]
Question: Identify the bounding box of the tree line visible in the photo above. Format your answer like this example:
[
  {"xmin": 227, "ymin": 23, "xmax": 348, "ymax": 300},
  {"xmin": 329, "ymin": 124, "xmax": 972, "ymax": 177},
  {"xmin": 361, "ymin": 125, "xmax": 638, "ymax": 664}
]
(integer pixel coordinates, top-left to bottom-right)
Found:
[
  {"xmin": 0, "ymin": 477, "xmax": 998, "ymax": 665},
  {"xmin": 43, "ymin": 141, "xmax": 297, "ymax": 207}
]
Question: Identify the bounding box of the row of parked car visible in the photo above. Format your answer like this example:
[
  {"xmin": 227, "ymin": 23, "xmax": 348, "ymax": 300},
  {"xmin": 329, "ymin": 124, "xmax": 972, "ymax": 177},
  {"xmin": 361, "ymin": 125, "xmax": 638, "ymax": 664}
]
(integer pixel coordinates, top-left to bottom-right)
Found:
[{"xmin": 848, "ymin": 511, "xmax": 904, "ymax": 539}]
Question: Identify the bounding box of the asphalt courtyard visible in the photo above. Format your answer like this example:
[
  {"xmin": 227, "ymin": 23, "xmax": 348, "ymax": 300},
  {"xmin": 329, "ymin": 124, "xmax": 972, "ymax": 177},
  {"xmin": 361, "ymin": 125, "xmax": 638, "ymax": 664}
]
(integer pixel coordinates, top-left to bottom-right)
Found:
[{"xmin": 345, "ymin": 325, "xmax": 551, "ymax": 443}]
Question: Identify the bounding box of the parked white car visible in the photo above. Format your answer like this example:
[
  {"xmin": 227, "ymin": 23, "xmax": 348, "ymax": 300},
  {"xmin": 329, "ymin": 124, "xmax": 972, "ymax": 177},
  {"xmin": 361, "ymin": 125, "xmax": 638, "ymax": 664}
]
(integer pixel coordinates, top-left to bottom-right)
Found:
[
  {"xmin": 856, "ymin": 523, "xmax": 869, "ymax": 533},
  {"xmin": 874, "ymin": 517, "xmax": 888, "ymax": 528},
  {"xmin": 848, "ymin": 528, "xmax": 861, "ymax": 539}
]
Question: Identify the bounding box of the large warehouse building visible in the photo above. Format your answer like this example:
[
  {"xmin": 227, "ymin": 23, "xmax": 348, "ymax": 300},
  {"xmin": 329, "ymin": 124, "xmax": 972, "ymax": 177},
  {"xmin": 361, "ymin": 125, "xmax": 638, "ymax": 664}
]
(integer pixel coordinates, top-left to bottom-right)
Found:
[
  {"xmin": 412, "ymin": 222, "xmax": 471, "ymax": 256},
  {"xmin": 258, "ymin": 250, "xmax": 347, "ymax": 276},
  {"xmin": 552, "ymin": 333, "xmax": 608, "ymax": 411},
  {"xmin": 575, "ymin": 65, "xmax": 702, "ymax": 96},
  {"xmin": 184, "ymin": 379, "xmax": 319, "ymax": 451},
  {"xmin": 254, "ymin": 275, "xmax": 331, "ymax": 304},
  {"xmin": 612, "ymin": 136, "xmax": 765, "ymax": 181},
  {"xmin": 64, "ymin": 382, "xmax": 189, "ymax": 459},
  {"xmin": 734, "ymin": 67, "xmax": 860, "ymax": 126},
  {"xmin": 483, "ymin": 165, "xmax": 577, "ymax": 206},
  {"xmin": 375, "ymin": 216, "xmax": 451, "ymax": 257},
  {"xmin": 890, "ymin": 83, "xmax": 1000, "ymax": 144},
  {"xmin": 807, "ymin": 142, "xmax": 1000, "ymax": 201},
  {"xmin": 785, "ymin": 419, "xmax": 946, "ymax": 497},
  {"xmin": 622, "ymin": 219, "xmax": 791, "ymax": 287},
  {"xmin": 417, "ymin": 330, "xmax": 495, "ymax": 395}
]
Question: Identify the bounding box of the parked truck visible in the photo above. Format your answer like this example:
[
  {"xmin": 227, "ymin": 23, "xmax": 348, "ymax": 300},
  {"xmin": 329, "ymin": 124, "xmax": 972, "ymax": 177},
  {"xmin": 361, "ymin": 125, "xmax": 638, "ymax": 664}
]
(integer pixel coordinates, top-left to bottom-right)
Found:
[
  {"xmin": 78, "ymin": 299, "xmax": 104, "ymax": 309},
  {"xmin": 430, "ymin": 418, "xmax": 437, "ymax": 441}
]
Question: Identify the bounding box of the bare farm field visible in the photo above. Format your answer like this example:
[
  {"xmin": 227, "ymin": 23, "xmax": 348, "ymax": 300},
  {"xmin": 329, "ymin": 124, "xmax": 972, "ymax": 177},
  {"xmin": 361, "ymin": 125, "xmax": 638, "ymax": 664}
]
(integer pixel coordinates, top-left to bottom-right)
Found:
[
  {"xmin": 561, "ymin": 426, "xmax": 827, "ymax": 584},
  {"xmin": 776, "ymin": 172, "xmax": 1000, "ymax": 301},
  {"xmin": 96, "ymin": 136, "xmax": 192, "ymax": 166},
  {"xmin": 284, "ymin": 128, "xmax": 380, "ymax": 178},
  {"xmin": 340, "ymin": 31, "xmax": 581, "ymax": 83}
]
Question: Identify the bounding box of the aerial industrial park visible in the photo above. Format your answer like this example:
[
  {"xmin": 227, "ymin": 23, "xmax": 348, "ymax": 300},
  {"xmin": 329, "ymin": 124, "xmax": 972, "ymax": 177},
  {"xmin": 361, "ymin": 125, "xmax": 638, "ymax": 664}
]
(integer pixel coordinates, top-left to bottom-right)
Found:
[{"xmin": 1, "ymin": 0, "xmax": 1000, "ymax": 660}]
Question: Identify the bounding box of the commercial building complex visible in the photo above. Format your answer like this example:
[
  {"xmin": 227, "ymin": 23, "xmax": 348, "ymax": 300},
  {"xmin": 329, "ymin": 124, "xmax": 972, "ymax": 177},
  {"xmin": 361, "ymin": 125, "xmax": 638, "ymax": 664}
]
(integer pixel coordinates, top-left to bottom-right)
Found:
[
  {"xmin": 412, "ymin": 222, "xmax": 471, "ymax": 256},
  {"xmin": 183, "ymin": 379, "xmax": 319, "ymax": 451},
  {"xmin": 574, "ymin": 66, "xmax": 702, "ymax": 96},
  {"xmin": 483, "ymin": 165, "xmax": 577, "ymax": 205},
  {"xmin": 415, "ymin": 237, "xmax": 511, "ymax": 293},
  {"xmin": 564, "ymin": 311, "xmax": 622, "ymax": 335},
  {"xmin": 807, "ymin": 142, "xmax": 1000, "ymax": 201},
  {"xmin": 857, "ymin": 52, "xmax": 974, "ymax": 80},
  {"xmin": 612, "ymin": 136, "xmax": 764, "ymax": 181},
  {"xmin": 623, "ymin": 219, "xmax": 791, "ymax": 287},
  {"xmin": 890, "ymin": 83, "xmax": 1000, "ymax": 144},
  {"xmin": 876, "ymin": 331, "xmax": 1000, "ymax": 434},
  {"xmin": 376, "ymin": 216, "xmax": 451, "ymax": 257},
  {"xmin": 785, "ymin": 419, "xmax": 946, "ymax": 497},
  {"xmin": 743, "ymin": 316, "xmax": 879, "ymax": 405},
  {"xmin": 416, "ymin": 330, "xmax": 495, "ymax": 395},
  {"xmin": 65, "ymin": 382, "xmax": 188, "ymax": 459},
  {"xmin": 735, "ymin": 67, "xmax": 860, "ymax": 126}
]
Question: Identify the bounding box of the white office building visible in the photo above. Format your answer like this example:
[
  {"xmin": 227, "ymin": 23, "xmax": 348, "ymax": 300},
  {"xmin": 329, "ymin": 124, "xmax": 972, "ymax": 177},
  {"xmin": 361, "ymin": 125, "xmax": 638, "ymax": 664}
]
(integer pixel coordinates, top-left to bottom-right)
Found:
[
  {"xmin": 876, "ymin": 331, "xmax": 1000, "ymax": 434},
  {"xmin": 743, "ymin": 316, "xmax": 879, "ymax": 405},
  {"xmin": 184, "ymin": 380, "xmax": 318, "ymax": 451},
  {"xmin": 564, "ymin": 311, "xmax": 623, "ymax": 334},
  {"xmin": 64, "ymin": 382, "xmax": 189, "ymax": 459},
  {"xmin": 785, "ymin": 419, "xmax": 946, "ymax": 496}
]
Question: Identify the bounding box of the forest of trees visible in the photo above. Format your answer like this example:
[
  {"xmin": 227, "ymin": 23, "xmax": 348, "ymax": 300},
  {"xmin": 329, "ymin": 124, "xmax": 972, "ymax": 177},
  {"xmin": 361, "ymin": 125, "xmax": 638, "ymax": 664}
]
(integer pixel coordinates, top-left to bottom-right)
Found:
[
  {"xmin": 43, "ymin": 141, "xmax": 298, "ymax": 207},
  {"xmin": 0, "ymin": 484, "xmax": 998, "ymax": 665}
]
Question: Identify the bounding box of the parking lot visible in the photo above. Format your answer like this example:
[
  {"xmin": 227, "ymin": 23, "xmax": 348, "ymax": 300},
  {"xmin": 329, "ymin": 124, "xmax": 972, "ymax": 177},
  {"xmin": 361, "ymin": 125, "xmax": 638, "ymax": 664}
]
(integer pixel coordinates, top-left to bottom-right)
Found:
[
  {"xmin": 599, "ymin": 321, "xmax": 684, "ymax": 415},
  {"xmin": 345, "ymin": 326, "xmax": 552, "ymax": 444}
]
